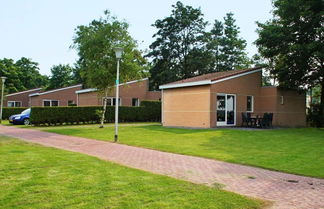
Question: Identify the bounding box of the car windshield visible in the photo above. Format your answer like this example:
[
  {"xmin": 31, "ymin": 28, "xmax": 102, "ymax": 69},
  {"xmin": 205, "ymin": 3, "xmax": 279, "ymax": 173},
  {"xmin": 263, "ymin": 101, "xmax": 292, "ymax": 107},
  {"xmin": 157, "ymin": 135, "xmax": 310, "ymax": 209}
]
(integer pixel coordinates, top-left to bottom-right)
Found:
[{"xmin": 21, "ymin": 108, "xmax": 31, "ymax": 115}]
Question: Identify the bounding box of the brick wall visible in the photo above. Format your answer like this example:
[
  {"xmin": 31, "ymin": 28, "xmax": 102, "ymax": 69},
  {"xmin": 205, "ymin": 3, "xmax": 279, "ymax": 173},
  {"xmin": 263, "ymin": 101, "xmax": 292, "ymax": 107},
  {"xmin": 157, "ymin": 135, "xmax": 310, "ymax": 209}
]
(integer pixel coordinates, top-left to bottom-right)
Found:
[
  {"xmin": 77, "ymin": 79, "xmax": 161, "ymax": 106},
  {"xmin": 30, "ymin": 85, "xmax": 82, "ymax": 107},
  {"xmin": 4, "ymin": 88, "xmax": 42, "ymax": 107},
  {"xmin": 162, "ymin": 85, "xmax": 211, "ymax": 128}
]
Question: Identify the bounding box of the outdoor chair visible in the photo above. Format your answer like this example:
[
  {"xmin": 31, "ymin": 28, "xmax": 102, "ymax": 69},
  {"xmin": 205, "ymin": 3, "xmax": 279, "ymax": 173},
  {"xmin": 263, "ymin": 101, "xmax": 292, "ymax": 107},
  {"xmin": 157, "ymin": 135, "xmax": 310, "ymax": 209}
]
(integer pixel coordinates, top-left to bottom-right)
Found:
[
  {"xmin": 268, "ymin": 113, "xmax": 273, "ymax": 128},
  {"xmin": 241, "ymin": 112, "xmax": 252, "ymax": 127},
  {"xmin": 259, "ymin": 113, "xmax": 273, "ymax": 128}
]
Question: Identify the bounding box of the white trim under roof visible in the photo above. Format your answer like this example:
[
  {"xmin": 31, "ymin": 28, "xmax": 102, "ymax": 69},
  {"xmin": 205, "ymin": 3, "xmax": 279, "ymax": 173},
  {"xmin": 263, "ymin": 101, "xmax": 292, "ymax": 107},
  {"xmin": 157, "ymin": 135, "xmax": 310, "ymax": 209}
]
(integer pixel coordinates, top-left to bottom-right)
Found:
[
  {"xmin": 75, "ymin": 78, "xmax": 148, "ymax": 94},
  {"xmin": 159, "ymin": 68, "xmax": 262, "ymax": 90},
  {"xmin": 29, "ymin": 84, "xmax": 82, "ymax": 97},
  {"xmin": 75, "ymin": 88, "xmax": 97, "ymax": 94},
  {"xmin": 6, "ymin": 88, "xmax": 42, "ymax": 97}
]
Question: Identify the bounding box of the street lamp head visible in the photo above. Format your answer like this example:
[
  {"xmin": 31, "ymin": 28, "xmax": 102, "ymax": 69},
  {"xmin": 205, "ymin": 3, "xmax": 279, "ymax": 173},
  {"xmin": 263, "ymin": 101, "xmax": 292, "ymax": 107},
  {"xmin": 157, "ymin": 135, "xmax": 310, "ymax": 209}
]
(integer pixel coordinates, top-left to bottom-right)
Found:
[
  {"xmin": 114, "ymin": 47, "xmax": 124, "ymax": 59},
  {"xmin": 1, "ymin": 77, "xmax": 7, "ymax": 83}
]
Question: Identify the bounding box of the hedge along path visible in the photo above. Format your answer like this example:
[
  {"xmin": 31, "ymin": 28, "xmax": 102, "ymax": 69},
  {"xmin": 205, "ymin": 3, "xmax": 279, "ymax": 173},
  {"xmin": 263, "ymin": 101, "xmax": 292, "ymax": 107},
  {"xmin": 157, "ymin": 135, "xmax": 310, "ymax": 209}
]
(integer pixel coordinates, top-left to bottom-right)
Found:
[
  {"xmin": 30, "ymin": 101, "xmax": 161, "ymax": 125},
  {"xmin": 1, "ymin": 125, "xmax": 324, "ymax": 209}
]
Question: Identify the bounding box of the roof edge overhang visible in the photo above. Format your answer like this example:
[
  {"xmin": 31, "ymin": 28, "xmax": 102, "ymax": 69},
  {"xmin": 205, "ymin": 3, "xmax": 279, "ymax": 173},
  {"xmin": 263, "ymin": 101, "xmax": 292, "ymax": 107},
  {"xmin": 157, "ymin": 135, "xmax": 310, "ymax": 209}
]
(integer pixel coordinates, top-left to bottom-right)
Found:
[
  {"xmin": 159, "ymin": 68, "xmax": 262, "ymax": 90},
  {"xmin": 75, "ymin": 78, "xmax": 149, "ymax": 94},
  {"xmin": 29, "ymin": 84, "xmax": 82, "ymax": 97},
  {"xmin": 6, "ymin": 88, "xmax": 42, "ymax": 97}
]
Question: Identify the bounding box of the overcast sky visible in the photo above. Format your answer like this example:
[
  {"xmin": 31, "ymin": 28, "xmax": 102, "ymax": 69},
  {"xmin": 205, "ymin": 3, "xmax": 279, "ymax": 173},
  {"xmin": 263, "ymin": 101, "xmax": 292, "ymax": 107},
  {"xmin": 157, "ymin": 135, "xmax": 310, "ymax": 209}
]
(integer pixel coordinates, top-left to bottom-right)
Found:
[{"xmin": 0, "ymin": 0, "xmax": 273, "ymax": 75}]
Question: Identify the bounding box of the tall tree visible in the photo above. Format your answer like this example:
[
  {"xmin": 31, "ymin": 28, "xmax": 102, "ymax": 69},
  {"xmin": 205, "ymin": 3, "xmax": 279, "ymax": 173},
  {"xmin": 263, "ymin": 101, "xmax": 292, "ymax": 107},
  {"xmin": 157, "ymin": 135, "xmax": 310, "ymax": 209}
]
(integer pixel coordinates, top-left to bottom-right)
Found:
[
  {"xmin": 72, "ymin": 10, "xmax": 145, "ymax": 127},
  {"xmin": 206, "ymin": 20, "xmax": 224, "ymax": 71},
  {"xmin": 48, "ymin": 64, "xmax": 74, "ymax": 90},
  {"xmin": 0, "ymin": 58, "xmax": 48, "ymax": 94},
  {"xmin": 147, "ymin": 1, "xmax": 208, "ymax": 90},
  {"xmin": 255, "ymin": 0, "xmax": 324, "ymax": 121},
  {"xmin": 218, "ymin": 13, "xmax": 250, "ymax": 71},
  {"xmin": 15, "ymin": 57, "xmax": 49, "ymax": 89}
]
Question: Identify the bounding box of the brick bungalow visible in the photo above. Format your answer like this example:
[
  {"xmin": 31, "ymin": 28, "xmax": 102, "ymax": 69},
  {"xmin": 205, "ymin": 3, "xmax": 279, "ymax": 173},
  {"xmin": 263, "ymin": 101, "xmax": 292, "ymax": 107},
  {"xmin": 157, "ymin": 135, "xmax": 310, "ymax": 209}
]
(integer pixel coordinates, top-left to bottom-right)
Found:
[
  {"xmin": 159, "ymin": 67, "xmax": 306, "ymax": 128},
  {"xmin": 4, "ymin": 88, "xmax": 42, "ymax": 107},
  {"xmin": 29, "ymin": 84, "xmax": 82, "ymax": 107},
  {"xmin": 76, "ymin": 78, "xmax": 161, "ymax": 106}
]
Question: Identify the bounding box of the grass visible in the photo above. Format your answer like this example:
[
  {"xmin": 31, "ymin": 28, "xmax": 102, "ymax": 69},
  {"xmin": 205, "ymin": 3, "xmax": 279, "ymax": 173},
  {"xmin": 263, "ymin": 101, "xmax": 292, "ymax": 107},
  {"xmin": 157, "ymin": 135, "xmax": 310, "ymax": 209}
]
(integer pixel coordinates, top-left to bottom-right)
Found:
[
  {"xmin": 0, "ymin": 136, "xmax": 262, "ymax": 209},
  {"xmin": 38, "ymin": 124, "xmax": 324, "ymax": 178}
]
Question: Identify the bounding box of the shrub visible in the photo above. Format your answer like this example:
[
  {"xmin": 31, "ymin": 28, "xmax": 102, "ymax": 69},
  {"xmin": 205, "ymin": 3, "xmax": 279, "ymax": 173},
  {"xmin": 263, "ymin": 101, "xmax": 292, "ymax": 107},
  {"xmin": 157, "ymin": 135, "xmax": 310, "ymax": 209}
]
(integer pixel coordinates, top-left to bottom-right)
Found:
[
  {"xmin": 30, "ymin": 101, "xmax": 161, "ymax": 126},
  {"xmin": 2, "ymin": 107, "xmax": 27, "ymax": 119},
  {"xmin": 307, "ymin": 104, "xmax": 324, "ymax": 127}
]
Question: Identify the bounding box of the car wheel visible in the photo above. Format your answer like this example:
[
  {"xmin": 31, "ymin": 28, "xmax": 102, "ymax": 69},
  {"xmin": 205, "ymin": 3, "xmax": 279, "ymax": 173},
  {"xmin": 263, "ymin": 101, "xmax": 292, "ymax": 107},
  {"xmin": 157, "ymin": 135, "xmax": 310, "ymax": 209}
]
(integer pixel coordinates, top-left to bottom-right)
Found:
[{"xmin": 23, "ymin": 118, "xmax": 30, "ymax": 126}]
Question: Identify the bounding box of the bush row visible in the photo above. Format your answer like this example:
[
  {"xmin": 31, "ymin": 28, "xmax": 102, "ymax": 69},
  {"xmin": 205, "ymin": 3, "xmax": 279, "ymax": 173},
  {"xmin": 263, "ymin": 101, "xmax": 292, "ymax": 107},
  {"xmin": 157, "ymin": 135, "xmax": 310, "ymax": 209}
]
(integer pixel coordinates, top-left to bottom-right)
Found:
[
  {"xmin": 2, "ymin": 107, "xmax": 26, "ymax": 119},
  {"xmin": 30, "ymin": 101, "xmax": 161, "ymax": 125},
  {"xmin": 307, "ymin": 104, "xmax": 324, "ymax": 127}
]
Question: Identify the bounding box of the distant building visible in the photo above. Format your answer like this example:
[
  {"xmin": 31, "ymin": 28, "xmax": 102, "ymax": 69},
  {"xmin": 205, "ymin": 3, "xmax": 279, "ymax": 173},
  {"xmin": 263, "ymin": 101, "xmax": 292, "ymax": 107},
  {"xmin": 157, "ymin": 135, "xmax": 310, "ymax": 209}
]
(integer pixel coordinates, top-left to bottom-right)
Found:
[
  {"xmin": 76, "ymin": 78, "xmax": 161, "ymax": 106},
  {"xmin": 29, "ymin": 84, "xmax": 82, "ymax": 107},
  {"xmin": 4, "ymin": 88, "xmax": 42, "ymax": 107}
]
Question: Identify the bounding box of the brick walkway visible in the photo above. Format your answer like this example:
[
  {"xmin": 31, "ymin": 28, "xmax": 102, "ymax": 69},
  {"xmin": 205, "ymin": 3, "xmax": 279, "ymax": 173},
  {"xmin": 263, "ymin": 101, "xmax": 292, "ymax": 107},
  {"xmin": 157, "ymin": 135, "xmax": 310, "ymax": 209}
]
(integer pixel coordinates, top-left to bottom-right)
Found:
[{"xmin": 1, "ymin": 125, "xmax": 323, "ymax": 209}]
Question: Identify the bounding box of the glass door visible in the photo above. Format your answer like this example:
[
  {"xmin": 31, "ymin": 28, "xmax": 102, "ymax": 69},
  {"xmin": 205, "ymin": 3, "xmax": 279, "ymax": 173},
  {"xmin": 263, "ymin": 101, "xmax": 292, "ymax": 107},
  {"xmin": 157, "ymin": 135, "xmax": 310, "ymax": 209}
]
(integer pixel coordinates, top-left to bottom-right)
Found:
[
  {"xmin": 217, "ymin": 95, "xmax": 226, "ymax": 126},
  {"xmin": 216, "ymin": 94, "xmax": 236, "ymax": 126}
]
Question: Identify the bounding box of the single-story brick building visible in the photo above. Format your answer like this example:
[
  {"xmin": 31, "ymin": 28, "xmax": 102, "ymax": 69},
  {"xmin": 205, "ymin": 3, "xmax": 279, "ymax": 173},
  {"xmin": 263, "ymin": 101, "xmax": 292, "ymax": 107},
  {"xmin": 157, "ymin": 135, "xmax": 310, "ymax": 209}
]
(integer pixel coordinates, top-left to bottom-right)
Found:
[
  {"xmin": 29, "ymin": 84, "xmax": 82, "ymax": 107},
  {"xmin": 76, "ymin": 78, "xmax": 161, "ymax": 106},
  {"xmin": 159, "ymin": 67, "xmax": 306, "ymax": 128},
  {"xmin": 4, "ymin": 88, "xmax": 42, "ymax": 107}
]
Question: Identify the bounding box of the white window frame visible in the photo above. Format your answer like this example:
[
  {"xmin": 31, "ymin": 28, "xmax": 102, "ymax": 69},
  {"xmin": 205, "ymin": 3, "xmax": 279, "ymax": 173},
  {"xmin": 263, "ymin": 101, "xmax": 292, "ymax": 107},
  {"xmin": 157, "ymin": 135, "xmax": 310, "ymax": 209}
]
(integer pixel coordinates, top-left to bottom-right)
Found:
[
  {"xmin": 132, "ymin": 98, "xmax": 140, "ymax": 107},
  {"xmin": 216, "ymin": 93, "xmax": 236, "ymax": 126},
  {"xmin": 7, "ymin": 101, "xmax": 22, "ymax": 107},
  {"xmin": 246, "ymin": 95, "xmax": 254, "ymax": 112},
  {"xmin": 102, "ymin": 97, "xmax": 122, "ymax": 106},
  {"xmin": 43, "ymin": 99, "xmax": 60, "ymax": 107}
]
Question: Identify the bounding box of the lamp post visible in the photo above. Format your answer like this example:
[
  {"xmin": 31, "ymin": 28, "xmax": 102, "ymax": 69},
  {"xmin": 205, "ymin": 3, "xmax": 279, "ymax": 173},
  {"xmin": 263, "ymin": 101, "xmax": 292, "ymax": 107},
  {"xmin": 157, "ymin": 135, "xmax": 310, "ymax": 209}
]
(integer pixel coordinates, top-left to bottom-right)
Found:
[
  {"xmin": 114, "ymin": 47, "xmax": 123, "ymax": 142},
  {"xmin": 0, "ymin": 76, "xmax": 7, "ymax": 124}
]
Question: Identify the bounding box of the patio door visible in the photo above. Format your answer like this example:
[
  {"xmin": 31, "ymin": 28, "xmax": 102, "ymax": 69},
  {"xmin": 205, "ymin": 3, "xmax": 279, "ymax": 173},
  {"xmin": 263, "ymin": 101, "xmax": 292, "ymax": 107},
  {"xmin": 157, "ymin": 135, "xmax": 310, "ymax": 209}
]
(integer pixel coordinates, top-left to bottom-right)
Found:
[{"xmin": 216, "ymin": 94, "xmax": 236, "ymax": 126}]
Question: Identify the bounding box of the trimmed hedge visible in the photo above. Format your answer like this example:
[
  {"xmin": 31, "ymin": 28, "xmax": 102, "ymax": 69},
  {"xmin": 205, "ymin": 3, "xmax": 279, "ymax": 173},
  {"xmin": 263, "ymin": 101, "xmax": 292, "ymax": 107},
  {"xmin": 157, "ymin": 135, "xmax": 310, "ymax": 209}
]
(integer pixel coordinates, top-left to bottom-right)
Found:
[
  {"xmin": 2, "ymin": 107, "xmax": 27, "ymax": 119},
  {"xmin": 30, "ymin": 101, "xmax": 161, "ymax": 126}
]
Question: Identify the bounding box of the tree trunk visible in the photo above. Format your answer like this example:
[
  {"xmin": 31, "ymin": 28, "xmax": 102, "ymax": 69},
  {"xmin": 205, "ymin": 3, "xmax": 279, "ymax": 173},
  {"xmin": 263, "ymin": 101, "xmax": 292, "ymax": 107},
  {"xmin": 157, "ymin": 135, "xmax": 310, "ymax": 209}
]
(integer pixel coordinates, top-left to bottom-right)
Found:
[{"xmin": 99, "ymin": 88, "xmax": 108, "ymax": 128}]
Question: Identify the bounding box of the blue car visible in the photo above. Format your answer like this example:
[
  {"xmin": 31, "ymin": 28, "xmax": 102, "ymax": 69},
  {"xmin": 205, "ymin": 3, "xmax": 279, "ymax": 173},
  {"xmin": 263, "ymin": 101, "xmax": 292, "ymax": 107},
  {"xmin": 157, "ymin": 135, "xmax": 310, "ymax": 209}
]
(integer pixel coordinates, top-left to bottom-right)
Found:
[{"xmin": 9, "ymin": 108, "xmax": 31, "ymax": 125}]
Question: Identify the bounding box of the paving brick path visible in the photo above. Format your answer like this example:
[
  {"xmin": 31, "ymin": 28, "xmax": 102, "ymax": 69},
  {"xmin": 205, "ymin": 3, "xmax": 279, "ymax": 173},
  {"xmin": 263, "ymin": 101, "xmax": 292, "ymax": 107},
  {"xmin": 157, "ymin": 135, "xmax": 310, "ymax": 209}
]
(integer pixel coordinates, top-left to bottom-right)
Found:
[{"xmin": 1, "ymin": 125, "xmax": 323, "ymax": 209}]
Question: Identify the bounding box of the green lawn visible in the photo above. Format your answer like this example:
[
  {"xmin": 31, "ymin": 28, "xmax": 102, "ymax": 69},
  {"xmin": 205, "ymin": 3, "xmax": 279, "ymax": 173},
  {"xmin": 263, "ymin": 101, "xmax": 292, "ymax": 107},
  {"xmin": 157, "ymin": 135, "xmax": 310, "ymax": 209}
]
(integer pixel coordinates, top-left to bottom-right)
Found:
[
  {"xmin": 0, "ymin": 136, "xmax": 262, "ymax": 209},
  {"xmin": 40, "ymin": 124, "xmax": 324, "ymax": 178}
]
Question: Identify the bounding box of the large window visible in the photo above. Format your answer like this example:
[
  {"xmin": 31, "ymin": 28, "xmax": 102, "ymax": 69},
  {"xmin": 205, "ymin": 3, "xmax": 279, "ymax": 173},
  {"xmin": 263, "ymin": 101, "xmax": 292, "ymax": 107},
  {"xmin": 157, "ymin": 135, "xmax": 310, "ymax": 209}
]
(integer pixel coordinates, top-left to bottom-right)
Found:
[
  {"xmin": 247, "ymin": 96, "xmax": 254, "ymax": 112},
  {"xmin": 7, "ymin": 101, "xmax": 21, "ymax": 107},
  {"xmin": 132, "ymin": 98, "xmax": 140, "ymax": 107},
  {"xmin": 43, "ymin": 100, "xmax": 59, "ymax": 107}
]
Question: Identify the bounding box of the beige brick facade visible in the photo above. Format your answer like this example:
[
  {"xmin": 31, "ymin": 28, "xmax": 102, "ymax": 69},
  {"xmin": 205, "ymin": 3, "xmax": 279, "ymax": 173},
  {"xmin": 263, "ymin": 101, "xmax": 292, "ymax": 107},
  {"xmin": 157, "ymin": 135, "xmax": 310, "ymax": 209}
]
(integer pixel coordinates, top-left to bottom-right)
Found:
[{"xmin": 161, "ymin": 69, "xmax": 306, "ymax": 128}]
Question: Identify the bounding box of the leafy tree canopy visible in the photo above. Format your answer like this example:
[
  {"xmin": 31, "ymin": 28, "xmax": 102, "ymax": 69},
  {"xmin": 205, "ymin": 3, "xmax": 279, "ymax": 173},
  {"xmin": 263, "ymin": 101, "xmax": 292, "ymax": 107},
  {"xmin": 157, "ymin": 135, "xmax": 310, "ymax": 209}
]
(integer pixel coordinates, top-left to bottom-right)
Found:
[
  {"xmin": 255, "ymin": 0, "xmax": 324, "ymax": 117},
  {"xmin": 0, "ymin": 57, "xmax": 48, "ymax": 94},
  {"xmin": 47, "ymin": 64, "xmax": 75, "ymax": 90},
  {"xmin": 147, "ymin": 1, "xmax": 251, "ymax": 90},
  {"xmin": 72, "ymin": 10, "xmax": 147, "ymax": 92}
]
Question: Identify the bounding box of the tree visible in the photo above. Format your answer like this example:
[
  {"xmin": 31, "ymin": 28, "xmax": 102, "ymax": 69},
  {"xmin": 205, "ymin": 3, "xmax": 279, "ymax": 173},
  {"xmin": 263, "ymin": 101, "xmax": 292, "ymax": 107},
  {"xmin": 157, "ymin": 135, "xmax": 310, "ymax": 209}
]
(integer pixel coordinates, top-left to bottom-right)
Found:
[
  {"xmin": 255, "ymin": 0, "xmax": 324, "ymax": 123},
  {"xmin": 0, "ymin": 58, "xmax": 48, "ymax": 94},
  {"xmin": 206, "ymin": 20, "xmax": 224, "ymax": 71},
  {"xmin": 72, "ymin": 11, "xmax": 146, "ymax": 127},
  {"xmin": 48, "ymin": 64, "xmax": 74, "ymax": 90},
  {"xmin": 15, "ymin": 57, "xmax": 49, "ymax": 89},
  {"xmin": 147, "ymin": 1, "xmax": 208, "ymax": 90},
  {"xmin": 218, "ymin": 13, "xmax": 250, "ymax": 71}
]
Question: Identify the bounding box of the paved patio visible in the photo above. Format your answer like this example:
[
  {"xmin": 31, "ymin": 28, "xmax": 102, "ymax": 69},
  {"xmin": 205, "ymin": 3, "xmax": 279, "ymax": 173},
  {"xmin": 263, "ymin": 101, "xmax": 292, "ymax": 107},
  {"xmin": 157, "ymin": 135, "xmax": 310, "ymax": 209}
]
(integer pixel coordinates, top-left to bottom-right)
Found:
[{"xmin": 0, "ymin": 125, "xmax": 323, "ymax": 209}]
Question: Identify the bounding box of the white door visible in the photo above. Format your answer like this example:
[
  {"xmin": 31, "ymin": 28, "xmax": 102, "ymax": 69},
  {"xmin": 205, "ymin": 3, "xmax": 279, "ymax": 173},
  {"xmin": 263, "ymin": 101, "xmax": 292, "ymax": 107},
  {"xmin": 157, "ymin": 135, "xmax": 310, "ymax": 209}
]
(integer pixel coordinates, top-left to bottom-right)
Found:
[{"xmin": 216, "ymin": 94, "xmax": 236, "ymax": 126}]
